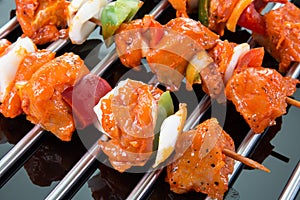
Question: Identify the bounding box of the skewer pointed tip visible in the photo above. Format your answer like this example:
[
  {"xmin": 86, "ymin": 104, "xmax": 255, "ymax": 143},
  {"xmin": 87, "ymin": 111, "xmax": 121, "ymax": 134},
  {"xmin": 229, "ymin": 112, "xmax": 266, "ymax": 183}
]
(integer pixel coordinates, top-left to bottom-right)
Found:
[{"xmin": 222, "ymin": 148, "xmax": 271, "ymax": 173}]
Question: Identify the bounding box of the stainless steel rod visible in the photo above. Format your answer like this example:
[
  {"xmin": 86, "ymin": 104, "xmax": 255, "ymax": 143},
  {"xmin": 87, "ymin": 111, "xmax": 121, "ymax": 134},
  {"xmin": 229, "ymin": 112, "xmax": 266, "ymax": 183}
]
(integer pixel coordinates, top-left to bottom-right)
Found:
[
  {"xmin": 0, "ymin": 124, "xmax": 43, "ymax": 178},
  {"xmin": 91, "ymin": 48, "xmax": 118, "ymax": 76},
  {"xmin": 279, "ymin": 161, "xmax": 300, "ymax": 200},
  {"xmin": 45, "ymin": 142, "xmax": 100, "ymax": 200},
  {"xmin": 0, "ymin": 17, "xmax": 19, "ymax": 39},
  {"xmin": 286, "ymin": 62, "xmax": 300, "ymax": 79},
  {"xmin": 46, "ymin": 38, "xmax": 69, "ymax": 52}
]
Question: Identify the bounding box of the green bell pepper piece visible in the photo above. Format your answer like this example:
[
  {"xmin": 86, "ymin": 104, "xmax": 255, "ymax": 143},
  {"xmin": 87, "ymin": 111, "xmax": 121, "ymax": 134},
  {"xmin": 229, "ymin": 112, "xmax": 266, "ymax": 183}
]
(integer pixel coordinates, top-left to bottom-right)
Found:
[{"xmin": 153, "ymin": 91, "xmax": 174, "ymax": 151}]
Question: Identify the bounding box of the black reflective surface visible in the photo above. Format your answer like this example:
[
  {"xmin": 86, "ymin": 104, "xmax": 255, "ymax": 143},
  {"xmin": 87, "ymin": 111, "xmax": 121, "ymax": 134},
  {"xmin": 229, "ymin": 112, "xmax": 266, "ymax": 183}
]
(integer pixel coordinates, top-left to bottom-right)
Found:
[{"xmin": 0, "ymin": 1, "xmax": 299, "ymax": 200}]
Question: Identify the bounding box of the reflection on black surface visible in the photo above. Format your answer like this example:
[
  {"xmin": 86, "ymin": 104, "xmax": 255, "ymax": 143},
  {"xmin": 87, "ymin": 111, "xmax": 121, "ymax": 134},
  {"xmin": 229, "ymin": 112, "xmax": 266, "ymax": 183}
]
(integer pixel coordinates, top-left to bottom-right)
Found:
[
  {"xmin": 23, "ymin": 133, "xmax": 86, "ymax": 186},
  {"xmin": 0, "ymin": 114, "xmax": 34, "ymax": 145},
  {"xmin": 88, "ymin": 164, "xmax": 144, "ymax": 200},
  {"xmin": 246, "ymin": 117, "xmax": 286, "ymax": 168},
  {"xmin": 1, "ymin": 1, "xmax": 299, "ymax": 199},
  {"xmin": 148, "ymin": 170, "xmax": 207, "ymax": 200}
]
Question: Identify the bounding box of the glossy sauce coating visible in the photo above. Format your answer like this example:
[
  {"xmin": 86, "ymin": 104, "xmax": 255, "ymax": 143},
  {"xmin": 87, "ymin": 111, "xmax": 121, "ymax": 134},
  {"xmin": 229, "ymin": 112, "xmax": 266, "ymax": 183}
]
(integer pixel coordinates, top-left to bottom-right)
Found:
[
  {"xmin": 20, "ymin": 52, "xmax": 89, "ymax": 141},
  {"xmin": 253, "ymin": 2, "xmax": 300, "ymax": 72},
  {"xmin": 0, "ymin": 50, "xmax": 55, "ymax": 118},
  {"xmin": 0, "ymin": 39, "xmax": 11, "ymax": 56},
  {"xmin": 116, "ymin": 16, "xmax": 219, "ymax": 90},
  {"xmin": 99, "ymin": 80, "xmax": 163, "ymax": 172},
  {"xmin": 208, "ymin": 0, "xmax": 239, "ymax": 35},
  {"xmin": 226, "ymin": 66, "xmax": 298, "ymax": 133},
  {"xmin": 115, "ymin": 19, "xmax": 146, "ymax": 68},
  {"xmin": 166, "ymin": 118, "xmax": 235, "ymax": 200},
  {"xmin": 15, "ymin": 0, "xmax": 69, "ymax": 44}
]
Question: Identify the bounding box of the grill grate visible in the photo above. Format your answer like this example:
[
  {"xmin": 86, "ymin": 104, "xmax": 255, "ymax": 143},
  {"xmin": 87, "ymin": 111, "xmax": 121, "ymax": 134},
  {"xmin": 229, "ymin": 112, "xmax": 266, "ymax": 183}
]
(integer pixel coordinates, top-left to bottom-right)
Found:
[{"xmin": 0, "ymin": 1, "xmax": 299, "ymax": 200}]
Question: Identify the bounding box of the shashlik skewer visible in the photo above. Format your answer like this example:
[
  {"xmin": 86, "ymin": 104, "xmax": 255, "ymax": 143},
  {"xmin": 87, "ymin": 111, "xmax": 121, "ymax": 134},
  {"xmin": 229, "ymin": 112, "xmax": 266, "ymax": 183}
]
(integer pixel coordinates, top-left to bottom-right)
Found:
[
  {"xmin": 45, "ymin": 2, "xmax": 171, "ymax": 198},
  {"xmin": 93, "ymin": 78, "xmax": 188, "ymax": 172},
  {"xmin": 5, "ymin": 0, "xmax": 299, "ymax": 77},
  {"xmin": 128, "ymin": 61, "xmax": 300, "ymax": 200},
  {"xmin": 168, "ymin": 0, "xmax": 300, "ymax": 73},
  {"xmin": 0, "ymin": 38, "xmax": 112, "ymax": 185},
  {"xmin": 13, "ymin": 0, "xmax": 144, "ymax": 45},
  {"xmin": 92, "ymin": 77, "xmax": 269, "ymax": 172},
  {"xmin": 165, "ymin": 118, "xmax": 235, "ymax": 200},
  {"xmin": 48, "ymin": 3, "xmax": 300, "ymax": 200},
  {"xmin": 5, "ymin": 0, "xmax": 296, "ymax": 186},
  {"xmin": 25, "ymin": 2, "xmax": 266, "ymax": 198},
  {"xmin": 0, "ymin": 38, "xmax": 70, "ymax": 185},
  {"xmin": 0, "ymin": 0, "xmax": 148, "ymax": 141},
  {"xmin": 0, "ymin": 37, "xmax": 113, "ymax": 141},
  {"xmin": 125, "ymin": 5, "xmax": 300, "ymax": 200},
  {"xmin": 0, "ymin": 0, "xmax": 170, "ymax": 197},
  {"xmin": 111, "ymin": 14, "xmax": 299, "ymax": 135},
  {"xmin": 0, "ymin": 0, "xmax": 298, "ymax": 198},
  {"xmin": 0, "ymin": 15, "xmax": 112, "ymax": 182}
]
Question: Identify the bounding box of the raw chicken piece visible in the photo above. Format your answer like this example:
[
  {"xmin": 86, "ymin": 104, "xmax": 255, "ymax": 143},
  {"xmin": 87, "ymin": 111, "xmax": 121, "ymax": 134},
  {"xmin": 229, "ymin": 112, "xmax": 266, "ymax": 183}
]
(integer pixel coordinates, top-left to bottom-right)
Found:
[
  {"xmin": 20, "ymin": 52, "xmax": 89, "ymax": 141},
  {"xmin": 15, "ymin": 0, "xmax": 69, "ymax": 44},
  {"xmin": 166, "ymin": 118, "xmax": 235, "ymax": 200}
]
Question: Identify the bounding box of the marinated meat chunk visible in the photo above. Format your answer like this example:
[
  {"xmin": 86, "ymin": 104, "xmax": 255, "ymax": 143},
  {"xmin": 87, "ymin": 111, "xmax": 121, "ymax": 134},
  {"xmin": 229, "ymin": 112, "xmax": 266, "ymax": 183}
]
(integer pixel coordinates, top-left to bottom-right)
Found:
[
  {"xmin": 166, "ymin": 118, "xmax": 235, "ymax": 200},
  {"xmin": 15, "ymin": 0, "xmax": 69, "ymax": 44},
  {"xmin": 225, "ymin": 67, "xmax": 298, "ymax": 133},
  {"xmin": 20, "ymin": 53, "xmax": 89, "ymax": 141},
  {"xmin": 253, "ymin": 2, "xmax": 300, "ymax": 72}
]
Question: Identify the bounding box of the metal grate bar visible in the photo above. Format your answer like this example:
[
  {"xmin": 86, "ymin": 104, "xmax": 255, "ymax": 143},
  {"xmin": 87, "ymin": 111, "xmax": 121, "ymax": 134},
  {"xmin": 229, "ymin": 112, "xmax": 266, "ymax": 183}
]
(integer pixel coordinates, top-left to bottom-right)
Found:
[
  {"xmin": 0, "ymin": 1, "xmax": 299, "ymax": 199},
  {"xmin": 0, "ymin": 16, "xmax": 19, "ymax": 39},
  {"xmin": 279, "ymin": 161, "xmax": 300, "ymax": 200}
]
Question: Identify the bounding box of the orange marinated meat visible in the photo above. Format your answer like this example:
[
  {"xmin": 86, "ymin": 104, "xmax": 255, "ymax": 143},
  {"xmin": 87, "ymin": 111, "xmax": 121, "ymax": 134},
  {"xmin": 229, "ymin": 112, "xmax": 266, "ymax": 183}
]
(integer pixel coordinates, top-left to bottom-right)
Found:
[
  {"xmin": 115, "ymin": 16, "xmax": 219, "ymax": 90},
  {"xmin": 208, "ymin": 40, "xmax": 235, "ymax": 78},
  {"xmin": 208, "ymin": 0, "xmax": 239, "ymax": 35},
  {"xmin": 0, "ymin": 39, "xmax": 11, "ymax": 56},
  {"xmin": 115, "ymin": 15, "xmax": 164, "ymax": 68},
  {"xmin": 166, "ymin": 118, "xmax": 235, "ymax": 200},
  {"xmin": 0, "ymin": 50, "xmax": 55, "ymax": 118},
  {"xmin": 163, "ymin": 17, "xmax": 219, "ymax": 50},
  {"xmin": 20, "ymin": 52, "xmax": 89, "ymax": 141},
  {"xmin": 115, "ymin": 19, "xmax": 145, "ymax": 68},
  {"xmin": 253, "ymin": 2, "xmax": 300, "ymax": 72},
  {"xmin": 98, "ymin": 79, "xmax": 163, "ymax": 172},
  {"xmin": 168, "ymin": 0, "xmax": 189, "ymax": 17},
  {"xmin": 15, "ymin": 0, "xmax": 69, "ymax": 45},
  {"xmin": 147, "ymin": 17, "xmax": 219, "ymax": 90},
  {"xmin": 225, "ymin": 66, "xmax": 298, "ymax": 133}
]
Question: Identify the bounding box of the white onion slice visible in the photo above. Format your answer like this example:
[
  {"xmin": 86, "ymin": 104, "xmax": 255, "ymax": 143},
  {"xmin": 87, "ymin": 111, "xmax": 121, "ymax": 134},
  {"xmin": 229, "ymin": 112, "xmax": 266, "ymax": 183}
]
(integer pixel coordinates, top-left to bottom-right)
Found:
[
  {"xmin": 153, "ymin": 103, "xmax": 187, "ymax": 168},
  {"xmin": 68, "ymin": 0, "xmax": 107, "ymax": 44},
  {"xmin": 224, "ymin": 43, "xmax": 250, "ymax": 84},
  {"xmin": 0, "ymin": 37, "xmax": 36, "ymax": 102}
]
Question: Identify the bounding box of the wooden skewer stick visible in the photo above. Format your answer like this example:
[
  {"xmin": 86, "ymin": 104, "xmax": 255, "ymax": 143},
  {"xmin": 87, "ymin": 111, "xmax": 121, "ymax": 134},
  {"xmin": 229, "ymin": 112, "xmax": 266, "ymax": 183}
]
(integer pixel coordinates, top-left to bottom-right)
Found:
[
  {"xmin": 89, "ymin": 17, "xmax": 102, "ymax": 27},
  {"xmin": 286, "ymin": 97, "xmax": 300, "ymax": 108},
  {"xmin": 222, "ymin": 148, "xmax": 271, "ymax": 173}
]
